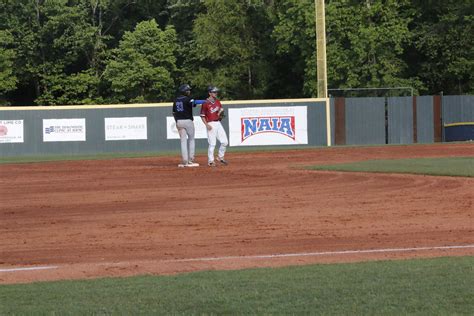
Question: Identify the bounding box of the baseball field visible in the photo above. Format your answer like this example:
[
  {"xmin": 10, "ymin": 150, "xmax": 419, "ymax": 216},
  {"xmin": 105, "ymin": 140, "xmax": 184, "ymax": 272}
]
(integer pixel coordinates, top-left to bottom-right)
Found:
[{"xmin": 1, "ymin": 143, "xmax": 473, "ymax": 313}]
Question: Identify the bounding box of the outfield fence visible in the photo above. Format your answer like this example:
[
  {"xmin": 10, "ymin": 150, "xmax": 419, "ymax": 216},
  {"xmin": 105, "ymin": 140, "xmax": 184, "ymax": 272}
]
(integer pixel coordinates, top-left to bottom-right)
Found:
[
  {"xmin": 0, "ymin": 99, "xmax": 328, "ymax": 157},
  {"xmin": 331, "ymin": 95, "xmax": 473, "ymax": 145},
  {"xmin": 0, "ymin": 95, "xmax": 472, "ymax": 157}
]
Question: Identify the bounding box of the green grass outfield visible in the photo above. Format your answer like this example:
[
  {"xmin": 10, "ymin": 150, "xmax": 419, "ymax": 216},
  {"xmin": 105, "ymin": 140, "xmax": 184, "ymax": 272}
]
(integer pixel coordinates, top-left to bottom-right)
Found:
[
  {"xmin": 307, "ymin": 157, "xmax": 474, "ymax": 177},
  {"xmin": 1, "ymin": 257, "xmax": 473, "ymax": 314}
]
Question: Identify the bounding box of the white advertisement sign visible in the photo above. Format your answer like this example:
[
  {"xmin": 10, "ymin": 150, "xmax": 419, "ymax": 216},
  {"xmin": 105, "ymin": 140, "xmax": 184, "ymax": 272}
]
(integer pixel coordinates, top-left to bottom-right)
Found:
[
  {"xmin": 166, "ymin": 116, "xmax": 208, "ymax": 139},
  {"xmin": 43, "ymin": 119, "xmax": 86, "ymax": 142},
  {"xmin": 229, "ymin": 106, "xmax": 308, "ymax": 146},
  {"xmin": 0, "ymin": 120, "xmax": 24, "ymax": 143},
  {"xmin": 105, "ymin": 117, "xmax": 147, "ymax": 141}
]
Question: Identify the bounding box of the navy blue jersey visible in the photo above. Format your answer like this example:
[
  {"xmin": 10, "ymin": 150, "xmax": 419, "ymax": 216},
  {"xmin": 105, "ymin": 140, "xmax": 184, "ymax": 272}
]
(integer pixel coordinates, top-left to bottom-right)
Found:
[{"xmin": 173, "ymin": 95, "xmax": 196, "ymax": 121}]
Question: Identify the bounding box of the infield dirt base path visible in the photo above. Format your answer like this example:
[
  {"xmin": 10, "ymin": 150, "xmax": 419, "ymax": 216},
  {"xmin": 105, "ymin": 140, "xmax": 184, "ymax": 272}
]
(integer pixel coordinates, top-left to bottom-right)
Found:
[{"xmin": 1, "ymin": 143, "xmax": 473, "ymax": 284}]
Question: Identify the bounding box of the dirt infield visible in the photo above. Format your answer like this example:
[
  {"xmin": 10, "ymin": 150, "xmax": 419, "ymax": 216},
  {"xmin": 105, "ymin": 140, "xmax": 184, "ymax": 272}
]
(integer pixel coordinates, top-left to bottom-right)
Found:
[{"xmin": 1, "ymin": 143, "xmax": 473, "ymax": 284}]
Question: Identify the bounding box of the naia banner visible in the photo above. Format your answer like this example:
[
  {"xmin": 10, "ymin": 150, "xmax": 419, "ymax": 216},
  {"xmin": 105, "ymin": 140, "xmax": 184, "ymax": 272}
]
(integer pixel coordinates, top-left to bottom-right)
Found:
[{"xmin": 228, "ymin": 106, "xmax": 308, "ymax": 146}]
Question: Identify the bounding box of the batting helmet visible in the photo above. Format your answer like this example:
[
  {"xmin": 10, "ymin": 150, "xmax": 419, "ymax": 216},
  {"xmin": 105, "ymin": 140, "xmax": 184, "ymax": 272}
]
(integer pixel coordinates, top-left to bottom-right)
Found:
[
  {"xmin": 179, "ymin": 84, "xmax": 191, "ymax": 93},
  {"xmin": 207, "ymin": 85, "xmax": 219, "ymax": 93}
]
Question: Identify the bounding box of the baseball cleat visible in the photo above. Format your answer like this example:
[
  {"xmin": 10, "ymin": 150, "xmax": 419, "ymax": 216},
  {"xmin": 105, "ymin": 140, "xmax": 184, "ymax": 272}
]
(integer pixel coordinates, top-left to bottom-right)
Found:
[
  {"xmin": 219, "ymin": 159, "xmax": 228, "ymax": 165},
  {"xmin": 208, "ymin": 161, "xmax": 216, "ymax": 167}
]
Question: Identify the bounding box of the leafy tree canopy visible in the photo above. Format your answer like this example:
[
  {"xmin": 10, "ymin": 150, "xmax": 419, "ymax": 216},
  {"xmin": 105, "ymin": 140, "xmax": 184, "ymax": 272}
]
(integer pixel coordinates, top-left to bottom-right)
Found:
[
  {"xmin": 0, "ymin": 0, "xmax": 471, "ymax": 105},
  {"xmin": 103, "ymin": 19, "xmax": 178, "ymax": 103}
]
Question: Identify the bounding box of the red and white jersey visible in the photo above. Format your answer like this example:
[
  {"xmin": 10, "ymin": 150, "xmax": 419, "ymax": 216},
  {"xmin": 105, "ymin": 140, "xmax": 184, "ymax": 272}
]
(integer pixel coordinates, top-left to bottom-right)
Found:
[{"xmin": 200, "ymin": 98, "xmax": 222, "ymax": 122}]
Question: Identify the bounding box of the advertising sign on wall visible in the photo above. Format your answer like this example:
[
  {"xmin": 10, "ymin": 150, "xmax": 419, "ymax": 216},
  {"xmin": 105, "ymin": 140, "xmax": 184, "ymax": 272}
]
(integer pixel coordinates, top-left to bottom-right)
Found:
[
  {"xmin": 166, "ymin": 116, "xmax": 208, "ymax": 139},
  {"xmin": 105, "ymin": 117, "xmax": 147, "ymax": 141},
  {"xmin": 229, "ymin": 106, "xmax": 308, "ymax": 146},
  {"xmin": 43, "ymin": 119, "xmax": 86, "ymax": 142},
  {"xmin": 0, "ymin": 120, "xmax": 24, "ymax": 143}
]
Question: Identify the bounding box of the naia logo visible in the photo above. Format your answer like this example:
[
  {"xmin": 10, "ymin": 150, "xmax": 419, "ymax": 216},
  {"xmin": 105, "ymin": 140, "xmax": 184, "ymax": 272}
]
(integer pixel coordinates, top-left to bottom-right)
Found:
[{"xmin": 241, "ymin": 116, "xmax": 295, "ymax": 141}]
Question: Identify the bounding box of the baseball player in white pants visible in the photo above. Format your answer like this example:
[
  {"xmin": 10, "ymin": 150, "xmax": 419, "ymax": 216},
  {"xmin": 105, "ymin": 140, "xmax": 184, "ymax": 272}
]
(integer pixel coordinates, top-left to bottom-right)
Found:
[{"xmin": 200, "ymin": 86, "xmax": 228, "ymax": 167}]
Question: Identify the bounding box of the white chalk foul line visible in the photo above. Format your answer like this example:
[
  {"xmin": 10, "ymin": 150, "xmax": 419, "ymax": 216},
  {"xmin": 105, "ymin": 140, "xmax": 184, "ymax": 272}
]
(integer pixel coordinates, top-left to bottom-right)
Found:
[
  {"xmin": 0, "ymin": 266, "xmax": 58, "ymax": 273},
  {"xmin": 1, "ymin": 245, "xmax": 473, "ymax": 273},
  {"xmin": 165, "ymin": 245, "xmax": 474, "ymax": 263}
]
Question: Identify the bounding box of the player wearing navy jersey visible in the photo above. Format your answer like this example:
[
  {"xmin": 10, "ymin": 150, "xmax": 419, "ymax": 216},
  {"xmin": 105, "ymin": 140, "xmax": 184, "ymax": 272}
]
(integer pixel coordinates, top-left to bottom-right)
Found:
[
  {"xmin": 200, "ymin": 86, "xmax": 228, "ymax": 167},
  {"xmin": 173, "ymin": 84, "xmax": 199, "ymax": 168}
]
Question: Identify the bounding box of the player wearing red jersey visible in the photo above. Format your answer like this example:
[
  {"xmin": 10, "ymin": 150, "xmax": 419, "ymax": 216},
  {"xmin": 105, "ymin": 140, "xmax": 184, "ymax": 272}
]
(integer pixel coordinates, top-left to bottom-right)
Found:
[{"xmin": 200, "ymin": 86, "xmax": 228, "ymax": 167}]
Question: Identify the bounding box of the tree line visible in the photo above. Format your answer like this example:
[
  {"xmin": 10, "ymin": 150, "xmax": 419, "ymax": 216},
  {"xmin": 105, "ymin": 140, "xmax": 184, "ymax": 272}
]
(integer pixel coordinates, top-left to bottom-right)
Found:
[{"xmin": 0, "ymin": 0, "xmax": 472, "ymax": 106}]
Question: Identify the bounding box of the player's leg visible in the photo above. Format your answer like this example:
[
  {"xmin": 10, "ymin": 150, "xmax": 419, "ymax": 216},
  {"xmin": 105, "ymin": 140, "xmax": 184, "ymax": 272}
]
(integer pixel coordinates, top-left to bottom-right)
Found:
[
  {"xmin": 176, "ymin": 120, "xmax": 188, "ymax": 165},
  {"xmin": 207, "ymin": 122, "xmax": 218, "ymax": 166},
  {"xmin": 216, "ymin": 122, "xmax": 228, "ymax": 164},
  {"xmin": 184, "ymin": 120, "xmax": 198, "ymax": 166},
  {"xmin": 183, "ymin": 120, "xmax": 195, "ymax": 162}
]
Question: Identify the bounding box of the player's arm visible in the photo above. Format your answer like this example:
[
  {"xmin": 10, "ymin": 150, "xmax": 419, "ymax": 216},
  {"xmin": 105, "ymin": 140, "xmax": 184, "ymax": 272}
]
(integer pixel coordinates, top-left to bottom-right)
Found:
[{"xmin": 192, "ymin": 99, "xmax": 206, "ymax": 106}]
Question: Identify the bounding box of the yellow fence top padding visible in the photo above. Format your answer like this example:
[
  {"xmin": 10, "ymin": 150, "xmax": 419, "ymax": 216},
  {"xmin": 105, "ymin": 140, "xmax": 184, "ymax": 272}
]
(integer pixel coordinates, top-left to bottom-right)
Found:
[
  {"xmin": 444, "ymin": 122, "xmax": 474, "ymax": 127},
  {"xmin": 0, "ymin": 98, "xmax": 328, "ymax": 111}
]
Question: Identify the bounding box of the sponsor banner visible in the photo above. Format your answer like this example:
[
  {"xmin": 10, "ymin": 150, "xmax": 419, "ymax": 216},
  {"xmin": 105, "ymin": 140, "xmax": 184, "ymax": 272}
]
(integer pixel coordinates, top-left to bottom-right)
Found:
[
  {"xmin": 43, "ymin": 119, "xmax": 86, "ymax": 142},
  {"xmin": 0, "ymin": 120, "xmax": 24, "ymax": 143},
  {"xmin": 229, "ymin": 106, "xmax": 308, "ymax": 146},
  {"xmin": 105, "ymin": 117, "xmax": 147, "ymax": 141},
  {"xmin": 166, "ymin": 116, "xmax": 208, "ymax": 139}
]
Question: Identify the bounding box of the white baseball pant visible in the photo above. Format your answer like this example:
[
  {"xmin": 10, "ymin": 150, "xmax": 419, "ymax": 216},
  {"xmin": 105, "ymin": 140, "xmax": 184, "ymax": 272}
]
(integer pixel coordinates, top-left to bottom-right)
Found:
[{"xmin": 206, "ymin": 121, "xmax": 228, "ymax": 163}]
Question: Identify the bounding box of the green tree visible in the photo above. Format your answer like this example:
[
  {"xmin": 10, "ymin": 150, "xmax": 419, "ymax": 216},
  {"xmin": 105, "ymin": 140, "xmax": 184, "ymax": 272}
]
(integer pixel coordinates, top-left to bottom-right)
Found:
[
  {"xmin": 35, "ymin": 2, "xmax": 105, "ymax": 105},
  {"xmin": 327, "ymin": 0, "xmax": 422, "ymax": 95},
  {"xmin": 411, "ymin": 0, "xmax": 473, "ymax": 94},
  {"xmin": 1, "ymin": 0, "xmax": 45, "ymax": 104},
  {"xmin": 273, "ymin": 0, "xmax": 421, "ymax": 96},
  {"xmin": 167, "ymin": 0, "xmax": 205, "ymax": 41},
  {"xmin": 1, "ymin": 0, "xmax": 107, "ymax": 105},
  {"xmin": 190, "ymin": 0, "xmax": 274, "ymax": 99},
  {"xmin": 0, "ymin": 30, "xmax": 17, "ymax": 103},
  {"xmin": 166, "ymin": 0, "xmax": 205, "ymax": 92},
  {"xmin": 271, "ymin": 0, "xmax": 315, "ymax": 96},
  {"xmin": 92, "ymin": 0, "xmax": 170, "ymax": 48},
  {"xmin": 78, "ymin": 0, "xmax": 112, "ymax": 76},
  {"xmin": 103, "ymin": 19, "xmax": 178, "ymax": 102},
  {"xmin": 2, "ymin": 0, "xmax": 471, "ymax": 105}
]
